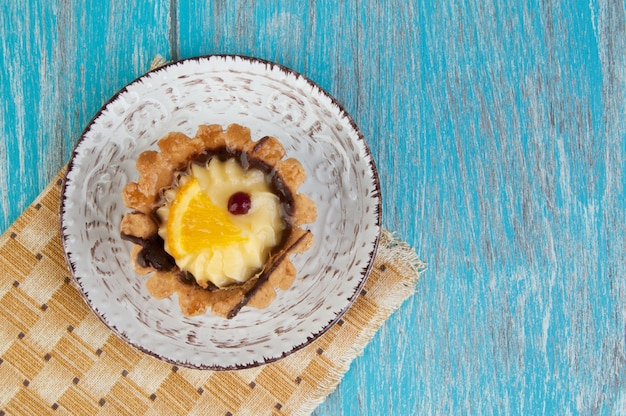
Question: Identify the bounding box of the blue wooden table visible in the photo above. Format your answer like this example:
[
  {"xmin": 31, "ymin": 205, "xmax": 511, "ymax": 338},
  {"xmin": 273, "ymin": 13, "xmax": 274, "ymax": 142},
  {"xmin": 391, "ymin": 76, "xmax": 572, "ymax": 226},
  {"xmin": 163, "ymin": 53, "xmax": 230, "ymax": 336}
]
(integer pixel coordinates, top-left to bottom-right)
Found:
[{"xmin": 1, "ymin": 1, "xmax": 625, "ymax": 414}]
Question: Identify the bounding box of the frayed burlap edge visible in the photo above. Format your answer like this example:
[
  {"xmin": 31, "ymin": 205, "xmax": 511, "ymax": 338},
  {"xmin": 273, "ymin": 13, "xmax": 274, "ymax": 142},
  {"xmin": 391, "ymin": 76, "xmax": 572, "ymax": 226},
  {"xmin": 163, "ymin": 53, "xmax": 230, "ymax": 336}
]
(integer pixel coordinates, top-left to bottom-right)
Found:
[{"xmin": 294, "ymin": 229, "xmax": 425, "ymax": 416}]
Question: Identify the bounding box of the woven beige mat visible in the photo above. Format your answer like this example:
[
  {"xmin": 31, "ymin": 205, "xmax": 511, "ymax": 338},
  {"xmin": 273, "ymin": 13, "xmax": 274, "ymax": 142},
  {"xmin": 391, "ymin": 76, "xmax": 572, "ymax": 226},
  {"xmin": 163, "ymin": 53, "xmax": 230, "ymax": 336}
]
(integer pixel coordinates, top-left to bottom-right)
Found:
[{"xmin": 0, "ymin": 168, "xmax": 424, "ymax": 416}]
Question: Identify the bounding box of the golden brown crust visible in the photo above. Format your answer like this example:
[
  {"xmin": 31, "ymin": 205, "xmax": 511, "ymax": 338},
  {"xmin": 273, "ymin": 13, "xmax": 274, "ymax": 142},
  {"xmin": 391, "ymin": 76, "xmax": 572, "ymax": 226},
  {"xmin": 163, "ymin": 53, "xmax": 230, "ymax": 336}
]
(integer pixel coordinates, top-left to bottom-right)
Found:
[
  {"xmin": 120, "ymin": 212, "xmax": 157, "ymax": 239},
  {"xmin": 268, "ymin": 259, "xmax": 296, "ymax": 291},
  {"xmin": 120, "ymin": 123, "xmax": 317, "ymax": 318},
  {"xmin": 293, "ymin": 194, "xmax": 318, "ymax": 226},
  {"xmin": 157, "ymin": 131, "xmax": 203, "ymax": 163},
  {"xmin": 249, "ymin": 136, "xmax": 286, "ymax": 166},
  {"xmin": 122, "ymin": 182, "xmax": 152, "ymax": 213},
  {"xmin": 276, "ymin": 158, "xmax": 307, "ymax": 189},
  {"xmin": 246, "ymin": 281, "xmax": 277, "ymax": 309}
]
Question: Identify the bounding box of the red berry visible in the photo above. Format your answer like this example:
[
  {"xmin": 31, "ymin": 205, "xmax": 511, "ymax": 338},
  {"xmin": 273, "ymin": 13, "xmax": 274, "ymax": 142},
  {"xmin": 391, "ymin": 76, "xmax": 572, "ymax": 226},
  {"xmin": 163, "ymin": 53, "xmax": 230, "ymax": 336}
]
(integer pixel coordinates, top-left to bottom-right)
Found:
[{"xmin": 228, "ymin": 192, "xmax": 251, "ymax": 215}]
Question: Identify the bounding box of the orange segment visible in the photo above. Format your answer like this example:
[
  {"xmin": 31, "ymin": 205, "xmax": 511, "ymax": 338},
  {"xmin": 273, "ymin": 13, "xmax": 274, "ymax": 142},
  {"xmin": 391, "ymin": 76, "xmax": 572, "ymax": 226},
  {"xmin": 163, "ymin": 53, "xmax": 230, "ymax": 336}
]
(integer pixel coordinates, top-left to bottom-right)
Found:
[{"xmin": 167, "ymin": 178, "xmax": 245, "ymax": 258}]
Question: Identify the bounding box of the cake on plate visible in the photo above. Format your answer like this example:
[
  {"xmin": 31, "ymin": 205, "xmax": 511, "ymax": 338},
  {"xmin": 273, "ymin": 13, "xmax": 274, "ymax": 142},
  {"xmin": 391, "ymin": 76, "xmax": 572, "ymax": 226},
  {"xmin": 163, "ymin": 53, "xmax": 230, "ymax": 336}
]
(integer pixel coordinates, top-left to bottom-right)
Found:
[{"xmin": 120, "ymin": 123, "xmax": 316, "ymax": 318}]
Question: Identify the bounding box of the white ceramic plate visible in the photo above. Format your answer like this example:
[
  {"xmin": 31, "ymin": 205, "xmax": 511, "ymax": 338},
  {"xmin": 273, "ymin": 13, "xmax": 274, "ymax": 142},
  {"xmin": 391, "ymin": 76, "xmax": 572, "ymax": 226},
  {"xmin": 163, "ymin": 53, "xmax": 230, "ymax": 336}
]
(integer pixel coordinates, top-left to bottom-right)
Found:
[{"xmin": 61, "ymin": 55, "xmax": 381, "ymax": 370}]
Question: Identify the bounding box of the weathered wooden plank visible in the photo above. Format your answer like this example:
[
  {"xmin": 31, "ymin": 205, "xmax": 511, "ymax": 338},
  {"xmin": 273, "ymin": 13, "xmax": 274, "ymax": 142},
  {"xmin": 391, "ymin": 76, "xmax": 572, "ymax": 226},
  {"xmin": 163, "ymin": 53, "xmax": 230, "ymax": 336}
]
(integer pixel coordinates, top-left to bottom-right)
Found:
[
  {"xmin": 1, "ymin": 0, "xmax": 624, "ymax": 414},
  {"xmin": 308, "ymin": 0, "xmax": 624, "ymax": 414}
]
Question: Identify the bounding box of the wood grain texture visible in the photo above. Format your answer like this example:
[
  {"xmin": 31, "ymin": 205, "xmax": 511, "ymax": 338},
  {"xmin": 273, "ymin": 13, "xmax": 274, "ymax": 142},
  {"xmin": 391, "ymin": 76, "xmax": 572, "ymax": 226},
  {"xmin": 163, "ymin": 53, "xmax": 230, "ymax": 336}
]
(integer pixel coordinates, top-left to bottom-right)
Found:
[
  {"xmin": 1, "ymin": 0, "xmax": 625, "ymax": 414},
  {"xmin": 0, "ymin": 0, "xmax": 172, "ymax": 231}
]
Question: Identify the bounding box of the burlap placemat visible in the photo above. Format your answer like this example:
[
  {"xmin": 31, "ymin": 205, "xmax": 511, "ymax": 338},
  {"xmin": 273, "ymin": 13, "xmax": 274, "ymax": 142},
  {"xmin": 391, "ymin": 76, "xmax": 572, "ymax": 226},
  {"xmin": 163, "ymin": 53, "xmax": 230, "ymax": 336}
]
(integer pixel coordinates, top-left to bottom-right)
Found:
[{"xmin": 0, "ymin": 167, "xmax": 423, "ymax": 415}]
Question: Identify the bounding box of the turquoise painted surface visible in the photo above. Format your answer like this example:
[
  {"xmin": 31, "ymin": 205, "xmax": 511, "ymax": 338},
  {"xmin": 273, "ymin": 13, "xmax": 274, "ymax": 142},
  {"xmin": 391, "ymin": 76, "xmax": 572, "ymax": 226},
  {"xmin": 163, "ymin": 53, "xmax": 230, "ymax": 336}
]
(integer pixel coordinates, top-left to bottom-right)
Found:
[{"xmin": 1, "ymin": 0, "xmax": 625, "ymax": 414}]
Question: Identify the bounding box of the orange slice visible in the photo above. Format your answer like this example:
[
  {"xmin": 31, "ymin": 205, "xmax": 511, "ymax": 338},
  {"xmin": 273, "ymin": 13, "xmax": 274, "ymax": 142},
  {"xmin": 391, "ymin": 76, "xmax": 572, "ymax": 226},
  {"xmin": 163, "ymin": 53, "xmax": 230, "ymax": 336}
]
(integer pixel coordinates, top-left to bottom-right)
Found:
[{"xmin": 167, "ymin": 178, "xmax": 245, "ymax": 258}]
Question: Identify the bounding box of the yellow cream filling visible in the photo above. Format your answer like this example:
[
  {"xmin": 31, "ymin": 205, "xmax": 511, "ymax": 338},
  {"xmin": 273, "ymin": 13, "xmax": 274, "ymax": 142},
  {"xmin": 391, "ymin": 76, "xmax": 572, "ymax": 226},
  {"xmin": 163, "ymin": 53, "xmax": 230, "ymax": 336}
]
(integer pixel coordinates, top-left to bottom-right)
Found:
[{"xmin": 157, "ymin": 158, "xmax": 286, "ymax": 288}]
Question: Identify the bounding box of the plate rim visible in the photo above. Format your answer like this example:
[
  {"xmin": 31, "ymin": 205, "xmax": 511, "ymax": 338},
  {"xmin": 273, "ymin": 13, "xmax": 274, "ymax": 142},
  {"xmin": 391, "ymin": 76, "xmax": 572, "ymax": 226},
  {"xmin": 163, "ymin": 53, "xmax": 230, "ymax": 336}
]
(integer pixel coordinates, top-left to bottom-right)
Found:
[{"xmin": 59, "ymin": 54, "xmax": 382, "ymax": 370}]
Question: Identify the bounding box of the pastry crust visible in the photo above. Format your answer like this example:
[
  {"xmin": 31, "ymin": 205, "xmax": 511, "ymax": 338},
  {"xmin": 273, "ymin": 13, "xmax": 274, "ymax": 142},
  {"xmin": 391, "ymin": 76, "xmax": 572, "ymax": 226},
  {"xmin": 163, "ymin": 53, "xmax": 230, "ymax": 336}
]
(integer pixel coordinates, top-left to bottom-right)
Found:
[{"xmin": 120, "ymin": 124, "xmax": 316, "ymax": 318}]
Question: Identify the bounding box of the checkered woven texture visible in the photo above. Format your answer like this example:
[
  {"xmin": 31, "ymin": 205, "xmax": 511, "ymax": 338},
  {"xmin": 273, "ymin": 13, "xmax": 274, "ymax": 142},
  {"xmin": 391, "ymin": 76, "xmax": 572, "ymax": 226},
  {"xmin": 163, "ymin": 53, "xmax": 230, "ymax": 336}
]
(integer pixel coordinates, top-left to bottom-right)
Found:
[{"xmin": 0, "ymin": 169, "xmax": 423, "ymax": 416}]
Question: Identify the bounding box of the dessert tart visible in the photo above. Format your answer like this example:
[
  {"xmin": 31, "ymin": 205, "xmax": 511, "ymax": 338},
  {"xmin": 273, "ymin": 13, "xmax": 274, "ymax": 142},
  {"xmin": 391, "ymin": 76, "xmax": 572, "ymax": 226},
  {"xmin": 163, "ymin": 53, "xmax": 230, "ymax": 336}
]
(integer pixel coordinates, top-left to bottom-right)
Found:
[{"xmin": 120, "ymin": 124, "xmax": 316, "ymax": 318}]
